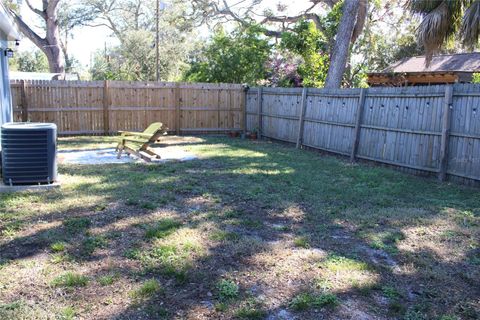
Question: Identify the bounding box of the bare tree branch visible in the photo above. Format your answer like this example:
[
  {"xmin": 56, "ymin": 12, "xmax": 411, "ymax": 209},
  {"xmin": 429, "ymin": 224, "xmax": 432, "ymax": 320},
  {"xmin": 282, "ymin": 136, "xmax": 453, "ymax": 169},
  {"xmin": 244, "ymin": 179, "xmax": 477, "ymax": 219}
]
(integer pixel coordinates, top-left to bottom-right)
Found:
[
  {"xmin": 9, "ymin": 10, "xmax": 47, "ymax": 50},
  {"xmin": 24, "ymin": 0, "xmax": 47, "ymax": 19}
]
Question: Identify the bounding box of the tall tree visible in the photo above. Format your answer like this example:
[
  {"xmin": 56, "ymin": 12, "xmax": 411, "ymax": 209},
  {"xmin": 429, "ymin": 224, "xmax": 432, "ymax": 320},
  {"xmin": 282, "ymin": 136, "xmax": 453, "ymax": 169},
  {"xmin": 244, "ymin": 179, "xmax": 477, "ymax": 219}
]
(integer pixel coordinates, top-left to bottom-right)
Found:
[
  {"xmin": 8, "ymin": 0, "xmax": 65, "ymax": 73},
  {"xmin": 409, "ymin": 0, "xmax": 480, "ymax": 64},
  {"xmin": 325, "ymin": 0, "xmax": 361, "ymax": 88},
  {"xmin": 56, "ymin": 1, "xmax": 96, "ymax": 72},
  {"xmin": 87, "ymin": 0, "xmax": 197, "ymax": 81},
  {"xmin": 189, "ymin": 0, "xmax": 367, "ymax": 88}
]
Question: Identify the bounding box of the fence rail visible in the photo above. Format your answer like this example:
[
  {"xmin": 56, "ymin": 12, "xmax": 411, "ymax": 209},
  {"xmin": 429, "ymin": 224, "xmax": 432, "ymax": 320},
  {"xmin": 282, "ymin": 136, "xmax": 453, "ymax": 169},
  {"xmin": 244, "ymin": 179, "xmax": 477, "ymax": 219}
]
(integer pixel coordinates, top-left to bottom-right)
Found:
[
  {"xmin": 11, "ymin": 80, "xmax": 246, "ymax": 135},
  {"xmin": 246, "ymin": 84, "xmax": 480, "ymax": 183}
]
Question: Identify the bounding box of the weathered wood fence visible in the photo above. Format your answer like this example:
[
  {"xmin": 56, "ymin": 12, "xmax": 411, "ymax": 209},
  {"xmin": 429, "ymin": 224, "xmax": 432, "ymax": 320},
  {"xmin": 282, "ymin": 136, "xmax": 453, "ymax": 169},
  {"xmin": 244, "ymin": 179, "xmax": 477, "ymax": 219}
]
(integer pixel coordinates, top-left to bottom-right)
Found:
[
  {"xmin": 11, "ymin": 80, "xmax": 245, "ymax": 135},
  {"xmin": 246, "ymin": 84, "xmax": 480, "ymax": 183},
  {"xmin": 9, "ymin": 80, "xmax": 480, "ymax": 183}
]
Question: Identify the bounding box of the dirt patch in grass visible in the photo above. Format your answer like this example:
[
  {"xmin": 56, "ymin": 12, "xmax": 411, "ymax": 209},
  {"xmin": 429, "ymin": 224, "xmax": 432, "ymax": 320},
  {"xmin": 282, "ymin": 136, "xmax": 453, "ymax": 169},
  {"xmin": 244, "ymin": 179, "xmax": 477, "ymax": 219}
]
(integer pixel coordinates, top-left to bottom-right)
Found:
[{"xmin": 1, "ymin": 135, "xmax": 479, "ymax": 319}]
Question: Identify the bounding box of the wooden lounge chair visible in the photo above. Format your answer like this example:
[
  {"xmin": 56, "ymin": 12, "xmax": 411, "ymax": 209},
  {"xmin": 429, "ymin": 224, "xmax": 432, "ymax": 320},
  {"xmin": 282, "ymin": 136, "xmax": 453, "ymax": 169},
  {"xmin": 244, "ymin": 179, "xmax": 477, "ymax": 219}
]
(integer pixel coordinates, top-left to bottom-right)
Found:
[{"xmin": 116, "ymin": 122, "xmax": 168, "ymax": 161}]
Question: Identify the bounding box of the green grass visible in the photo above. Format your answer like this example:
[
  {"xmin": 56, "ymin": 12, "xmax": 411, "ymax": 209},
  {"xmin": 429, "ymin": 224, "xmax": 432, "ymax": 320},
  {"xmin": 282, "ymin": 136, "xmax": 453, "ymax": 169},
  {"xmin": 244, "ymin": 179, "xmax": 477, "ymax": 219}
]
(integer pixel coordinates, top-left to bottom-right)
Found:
[
  {"xmin": 0, "ymin": 301, "xmax": 34, "ymax": 320},
  {"xmin": 58, "ymin": 306, "xmax": 76, "ymax": 320},
  {"xmin": 216, "ymin": 279, "xmax": 240, "ymax": 302},
  {"xmin": 144, "ymin": 218, "xmax": 182, "ymax": 239},
  {"xmin": 81, "ymin": 235, "xmax": 108, "ymax": 256},
  {"xmin": 50, "ymin": 253, "xmax": 74, "ymax": 264},
  {"xmin": 382, "ymin": 285, "xmax": 401, "ymax": 299},
  {"xmin": 363, "ymin": 229, "xmax": 405, "ymax": 254},
  {"xmin": 130, "ymin": 279, "xmax": 163, "ymax": 299},
  {"xmin": 138, "ymin": 242, "xmax": 198, "ymax": 282},
  {"xmin": 124, "ymin": 248, "xmax": 141, "ymax": 260},
  {"xmin": 50, "ymin": 241, "xmax": 67, "ymax": 252},
  {"xmin": 98, "ymin": 273, "xmax": 118, "ymax": 286},
  {"xmin": 293, "ymin": 236, "xmax": 310, "ymax": 248},
  {"xmin": 209, "ymin": 230, "xmax": 239, "ymax": 242},
  {"xmin": 63, "ymin": 217, "xmax": 91, "ymax": 234},
  {"xmin": 0, "ymin": 301, "xmax": 22, "ymax": 311},
  {"xmin": 1, "ymin": 135, "xmax": 479, "ymax": 319},
  {"xmin": 51, "ymin": 272, "xmax": 89, "ymax": 288},
  {"xmin": 321, "ymin": 254, "xmax": 370, "ymax": 272},
  {"xmin": 290, "ymin": 292, "xmax": 339, "ymax": 311},
  {"xmin": 235, "ymin": 299, "xmax": 266, "ymax": 319},
  {"xmin": 241, "ymin": 218, "xmax": 263, "ymax": 229}
]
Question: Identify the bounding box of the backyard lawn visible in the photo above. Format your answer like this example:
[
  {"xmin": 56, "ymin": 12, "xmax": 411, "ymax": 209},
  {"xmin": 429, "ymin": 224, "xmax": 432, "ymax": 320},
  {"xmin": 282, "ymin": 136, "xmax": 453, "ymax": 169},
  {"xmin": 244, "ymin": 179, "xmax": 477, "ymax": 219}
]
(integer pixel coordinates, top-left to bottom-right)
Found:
[{"xmin": 0, "ymin": 135, "xmax": 479, "ymax": 320}]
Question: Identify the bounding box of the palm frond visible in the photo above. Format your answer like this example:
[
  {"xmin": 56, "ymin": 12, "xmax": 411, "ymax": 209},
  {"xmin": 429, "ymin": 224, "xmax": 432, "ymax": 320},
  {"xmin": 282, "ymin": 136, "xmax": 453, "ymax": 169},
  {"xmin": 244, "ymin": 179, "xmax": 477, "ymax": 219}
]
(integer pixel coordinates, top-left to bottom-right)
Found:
[
  {"xmin": 416, "ymin": 1, "xmax": 452, "ymax": 65},
  {"xmin": 408, "ymin": 0, "xmax": 445, "ymax": 13},
  {"xmin": 462, "ymin": 0, "xmax": 480, "ymax": 49}
]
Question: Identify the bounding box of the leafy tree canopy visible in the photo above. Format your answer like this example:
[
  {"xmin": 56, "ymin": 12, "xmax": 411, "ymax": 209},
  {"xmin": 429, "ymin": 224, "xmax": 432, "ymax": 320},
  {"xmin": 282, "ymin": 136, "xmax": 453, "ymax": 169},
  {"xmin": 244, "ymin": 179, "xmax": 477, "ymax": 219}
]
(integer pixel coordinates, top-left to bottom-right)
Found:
[
  {"xmin": 89, "ymin": 0, "xmax": 196, "ymax": 81},
  {"xmin": 9, "ymin": 50, "xmax": 50, "ymax": 73},
  {"xmin": 184, "ymin": 26, "xmax": 271, "ymax": 85},
  {"xmin": 281, "ymin": 20, "xmax": 329, "ymax": 87}
]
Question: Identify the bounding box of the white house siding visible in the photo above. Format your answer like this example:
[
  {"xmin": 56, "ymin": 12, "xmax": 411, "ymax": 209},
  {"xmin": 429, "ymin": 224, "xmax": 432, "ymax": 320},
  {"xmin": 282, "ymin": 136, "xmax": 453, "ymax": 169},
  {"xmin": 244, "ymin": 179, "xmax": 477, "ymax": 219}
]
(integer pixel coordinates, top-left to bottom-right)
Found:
[
  {"xmin": 0, "ymin": 3, "xmax": 19, "ymax": 146},
  {"xmin": 0, "ymin": 36, "xmax": 13, "ymax": 146}
]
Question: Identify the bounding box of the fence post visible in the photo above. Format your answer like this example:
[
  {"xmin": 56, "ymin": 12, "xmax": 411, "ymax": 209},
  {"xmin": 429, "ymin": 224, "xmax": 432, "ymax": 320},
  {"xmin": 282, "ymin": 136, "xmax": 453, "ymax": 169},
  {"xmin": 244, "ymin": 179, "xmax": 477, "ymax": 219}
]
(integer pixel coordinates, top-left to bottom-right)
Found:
[
  {"xmin": 438, "ymin": 85, "xmax": 454, "ymax": 181},
  {"xmin": 103, "ymin": 80, "xmax": 110, "ymax": 135},
  {"xmin": 20, "ymin": 80, "xmax": 28, "ymax": 122},
  {"xmin": 257, "ymin": 87, "xmax": 263, "ymax": 138},
  {"xmin": 175, "ymin": 83, "xmax": 181, "ymax": 135},
  {"xmin": 296, "ymin": 87, "xmax": 308, "ymax": 149},
  {"xmin": 243, "ymin": 86, "xmax": 248, "ymax": 136},
  {"xmin": 350, "ymin": 88, "xmax": 367, "ymax": 162}
]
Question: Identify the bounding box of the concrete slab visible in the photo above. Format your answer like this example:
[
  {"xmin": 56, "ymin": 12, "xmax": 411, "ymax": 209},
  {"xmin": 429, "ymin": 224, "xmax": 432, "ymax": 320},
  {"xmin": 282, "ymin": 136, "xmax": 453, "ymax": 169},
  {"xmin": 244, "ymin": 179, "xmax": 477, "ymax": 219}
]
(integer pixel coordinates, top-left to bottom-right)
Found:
[
  {"xmin": 59, "ymin": 148, "xmax": 137, "ymax": 164},
  {"xmin": 150, "ymin": 146, "xmax": 198, "ymax": 163},
  {"xmin": 0, "ymin": 181, "xmax": 61, "ymax": 193},
  {"xmin": 58, "ymin": 147, "xmax": 198, "ymax": 165}
]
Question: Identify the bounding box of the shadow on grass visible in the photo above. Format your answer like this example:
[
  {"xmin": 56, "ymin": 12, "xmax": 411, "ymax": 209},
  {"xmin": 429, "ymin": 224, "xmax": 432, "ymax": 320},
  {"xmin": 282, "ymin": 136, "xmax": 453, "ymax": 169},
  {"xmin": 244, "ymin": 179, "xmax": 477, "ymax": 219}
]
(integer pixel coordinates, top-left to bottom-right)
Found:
[{"xmin": 0, "ymin": 136, "xmax": 479, "ymax": 319}]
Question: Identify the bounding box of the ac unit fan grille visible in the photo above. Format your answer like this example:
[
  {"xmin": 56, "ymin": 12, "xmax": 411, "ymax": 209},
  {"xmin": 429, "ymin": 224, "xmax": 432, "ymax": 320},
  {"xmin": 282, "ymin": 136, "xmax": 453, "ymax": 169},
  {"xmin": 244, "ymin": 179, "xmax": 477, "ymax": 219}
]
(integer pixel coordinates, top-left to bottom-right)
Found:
[{"xmin": 1, "ymin": 123, "xmax": 57, "ymax": 185}]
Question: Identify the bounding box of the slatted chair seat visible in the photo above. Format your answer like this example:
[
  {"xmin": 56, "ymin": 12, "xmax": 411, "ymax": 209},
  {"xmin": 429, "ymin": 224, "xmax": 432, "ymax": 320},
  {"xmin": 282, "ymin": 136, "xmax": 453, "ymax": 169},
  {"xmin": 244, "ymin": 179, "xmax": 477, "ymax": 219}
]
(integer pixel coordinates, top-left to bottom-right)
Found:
[{"xmin": 116, "ymin": 122, "xmax": 168, "ymax": 162}]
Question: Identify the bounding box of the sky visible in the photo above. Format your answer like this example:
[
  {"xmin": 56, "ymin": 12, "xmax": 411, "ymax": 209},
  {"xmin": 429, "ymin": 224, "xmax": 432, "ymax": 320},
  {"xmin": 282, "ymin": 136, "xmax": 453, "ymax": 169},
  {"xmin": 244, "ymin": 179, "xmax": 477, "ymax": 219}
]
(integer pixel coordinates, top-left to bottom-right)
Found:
[{"xmin": 15, "ymin": 0, "xmax": 321, "ymax": 69}]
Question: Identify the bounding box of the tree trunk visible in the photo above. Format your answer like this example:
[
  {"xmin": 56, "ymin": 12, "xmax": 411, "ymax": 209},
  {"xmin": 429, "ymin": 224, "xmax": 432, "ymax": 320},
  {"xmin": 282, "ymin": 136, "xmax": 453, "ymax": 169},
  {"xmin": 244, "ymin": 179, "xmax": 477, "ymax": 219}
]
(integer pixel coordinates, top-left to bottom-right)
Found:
[
  {"xmin": 44, "ymin": 7, "xmax": 65, "ymax": 73},
  {"xmin": 44, "ymin": 47, "xmax": 65, "ymax": 73},
  {"xmin": 9, "ymin": 0, "xmax": 65, "ymax": 74},
  {"xmin": 325, "ymin": 0, "xmax": 360, "ymax": 89}
]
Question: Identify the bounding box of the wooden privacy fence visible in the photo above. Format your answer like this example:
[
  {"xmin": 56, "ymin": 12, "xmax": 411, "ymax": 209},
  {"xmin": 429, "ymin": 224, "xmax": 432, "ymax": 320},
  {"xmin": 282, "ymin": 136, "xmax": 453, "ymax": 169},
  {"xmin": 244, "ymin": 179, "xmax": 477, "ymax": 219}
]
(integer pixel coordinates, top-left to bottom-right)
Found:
[
  {"xmin": 246, "ymin": 84, "xmax": 480, "ymax": 183},
  {"xmin": 11, "ymin": 80, "xmax": 246, "ymax": 135}
]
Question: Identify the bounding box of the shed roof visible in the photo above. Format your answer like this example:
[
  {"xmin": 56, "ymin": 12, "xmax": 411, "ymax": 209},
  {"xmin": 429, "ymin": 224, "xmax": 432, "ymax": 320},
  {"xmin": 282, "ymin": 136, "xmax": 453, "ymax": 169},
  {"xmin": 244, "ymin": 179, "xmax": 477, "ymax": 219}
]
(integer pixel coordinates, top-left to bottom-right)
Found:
[{"xmin": 380, "ymin": 53, "xmax": 480, "ymax": 74}]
